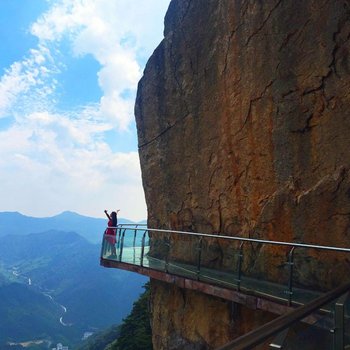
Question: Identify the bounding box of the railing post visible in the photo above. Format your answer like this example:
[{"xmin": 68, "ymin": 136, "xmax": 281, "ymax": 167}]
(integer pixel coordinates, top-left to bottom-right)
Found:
[
  {"xmin": 236, "ymin": 242, "xmax": 244, "ymax": 291},
  {"xmin": 100, "ymin": 232, "xmax": 107, "ymax": 258},
  {"xmin": 119, "ymin": 229, "xmax": 126, "ymax": 261},
  {"xmin": 285, "ymin": 247, "xmax": 295, "ymax": 306},
  {"xmin": 133, "ymin": 225, "xmax": 138, "ymax": 264},
  {"xmin": 165, "ymin": 235, "xmax": 171, "ymax": 273},
  {"xmin": 197, "ymin": 237, "xmax": 203, "ymax": 281},
  {"xmin": 117, "ymin": 227, "xmax": 122, "ymax": 249},
  {"xmin": 333, "ymin": 292, "xmax": 348, "ymax": 350},
  {"xmin": 140, "ymin": 230, "xmax": 147, "ymax": 267},
  {"xmin": 133, "ymin": 225, "xmax": 137, "ymax": 247}
]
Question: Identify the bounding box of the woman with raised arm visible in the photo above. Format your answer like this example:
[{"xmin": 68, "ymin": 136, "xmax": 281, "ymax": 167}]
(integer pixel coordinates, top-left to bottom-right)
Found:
[{"xmin": 104, "ymin": 209, "xmax": 120, "ymax": 256}]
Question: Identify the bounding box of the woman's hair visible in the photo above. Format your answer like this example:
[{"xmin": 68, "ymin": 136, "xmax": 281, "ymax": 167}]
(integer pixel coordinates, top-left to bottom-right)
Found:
[{"xmin": 111, "ymin": 211, "xmax": 117, "ymax": 226}]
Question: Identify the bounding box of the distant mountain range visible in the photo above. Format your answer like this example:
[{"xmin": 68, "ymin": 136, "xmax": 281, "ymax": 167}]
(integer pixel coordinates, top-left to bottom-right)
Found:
[
  {"xmin": 0, "ymin": 211, "xmax": 147, "ymax": 349},
  {"xmin": 0, "ymin": 211, "xmax": 145, "ymax": 243}
]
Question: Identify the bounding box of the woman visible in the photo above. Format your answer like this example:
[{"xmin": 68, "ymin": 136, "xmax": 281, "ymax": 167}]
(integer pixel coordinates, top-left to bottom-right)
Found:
[{"xmin": 104, "ymin": 209, "xmax": 120, "ymax": 255}]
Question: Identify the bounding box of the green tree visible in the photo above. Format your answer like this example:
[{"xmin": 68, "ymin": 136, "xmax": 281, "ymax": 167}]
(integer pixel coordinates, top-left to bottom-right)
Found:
[
  {"xmin": 77, "ymin": 325, "xmax": 121, "ymax": 350},
  {"xmin": 107, "ymin": 283, "xmax": 152, "ymax": 350}
]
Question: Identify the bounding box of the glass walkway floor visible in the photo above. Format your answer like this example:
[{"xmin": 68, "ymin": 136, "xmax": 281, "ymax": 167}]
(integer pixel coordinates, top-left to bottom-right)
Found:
[{"xmin": 101, "ymin": 244, "xmax": 323, "ymax": 311}]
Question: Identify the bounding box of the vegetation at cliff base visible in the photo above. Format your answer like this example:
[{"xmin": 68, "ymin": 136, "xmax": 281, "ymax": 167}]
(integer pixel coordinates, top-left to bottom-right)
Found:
[
  {"xmin": 78, "ymin": 283, "xmax": 152, "ymax": 350},
  {"xmin": 109, "ymin": 282, "xmax": 152, "ymax": 350},
  {"xmin": 76, "ymin": 325, "xmax": 121, "ymax": 350}
]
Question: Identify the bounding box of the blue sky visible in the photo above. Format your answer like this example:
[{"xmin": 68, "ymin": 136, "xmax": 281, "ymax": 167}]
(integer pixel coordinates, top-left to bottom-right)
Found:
[{"xmin": 0, "ymin": 0, "xmax": 170, "ymax": 221}]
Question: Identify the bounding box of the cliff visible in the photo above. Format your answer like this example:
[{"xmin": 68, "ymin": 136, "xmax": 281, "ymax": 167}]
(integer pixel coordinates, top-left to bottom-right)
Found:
[{"xmin": 135, "ymin": 0, "xmax": 350, "ymax": 348}]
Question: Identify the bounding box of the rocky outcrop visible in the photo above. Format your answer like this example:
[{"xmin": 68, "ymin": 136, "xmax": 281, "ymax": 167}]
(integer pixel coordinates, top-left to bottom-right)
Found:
[{"xmin": 135, "ymin": 0, "xmax": 350, "ymax": 348}]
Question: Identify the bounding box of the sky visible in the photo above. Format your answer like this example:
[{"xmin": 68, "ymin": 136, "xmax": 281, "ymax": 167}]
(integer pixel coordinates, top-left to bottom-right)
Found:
[{"xmin": 0, "ymin": 0, "xmax": 171, "ymax": 221}]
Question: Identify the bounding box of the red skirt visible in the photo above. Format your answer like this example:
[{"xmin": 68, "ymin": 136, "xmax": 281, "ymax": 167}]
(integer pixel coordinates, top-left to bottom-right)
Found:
[
  {"xmin": 106, "ymin": 235, "xmax": 116, "ymax": 245},
  {"xmin": 105, "ymin": 228, "xmax": 116, "ymax": 245}
]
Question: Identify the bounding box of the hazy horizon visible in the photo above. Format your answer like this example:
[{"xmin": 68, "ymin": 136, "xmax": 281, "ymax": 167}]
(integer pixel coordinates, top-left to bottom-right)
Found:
[{"xmin": 0, "ymin": 209, "xmax": 146, "ymax": 221}]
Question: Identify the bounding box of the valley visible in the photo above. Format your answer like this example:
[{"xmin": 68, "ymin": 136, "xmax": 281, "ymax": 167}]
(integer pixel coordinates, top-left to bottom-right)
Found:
[{"xmin": 0, "ymin": 212, "xmax": 147, "ymax": 349}]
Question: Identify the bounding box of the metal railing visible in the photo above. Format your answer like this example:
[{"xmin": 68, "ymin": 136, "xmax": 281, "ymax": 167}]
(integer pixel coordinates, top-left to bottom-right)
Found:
[
  {"xmin": 101, "ymin": 224, "xmax": 149, "ymax": 265},
  {"xmin": 216, "ymin": 283, "xmax": 350, "ymax": 350},
  {"xmin": 101, "ymin": 224, "xmax": 350, "ymax": 349},
  {"xmin": 114, "ymin": 225, "xmax": 350, "ymax": 253},
  {"xmin": 101, "ymin": 225, "xmax": 350, "ymax": 307}
]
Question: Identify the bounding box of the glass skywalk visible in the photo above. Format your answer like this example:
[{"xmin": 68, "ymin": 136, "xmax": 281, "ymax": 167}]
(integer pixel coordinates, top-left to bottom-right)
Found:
[{"xmin": 100, "ymin": 224, "xmax": 350, "ymax": 349}]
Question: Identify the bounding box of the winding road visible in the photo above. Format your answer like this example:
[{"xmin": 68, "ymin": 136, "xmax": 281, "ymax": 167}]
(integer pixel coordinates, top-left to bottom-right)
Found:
[{"xmin": 12, "ymin": 267, "xmax": 72, "ymax": 327}]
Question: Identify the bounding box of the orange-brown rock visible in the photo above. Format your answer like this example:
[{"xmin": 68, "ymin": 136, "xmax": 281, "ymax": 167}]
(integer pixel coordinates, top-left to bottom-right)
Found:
[
  {"xmin": 150, "ymin": 280, "xmax": 274, "ymax": 349},
  {"xmin": 135, "ymin": 0, "xmax": 350, "ymax": 348}
]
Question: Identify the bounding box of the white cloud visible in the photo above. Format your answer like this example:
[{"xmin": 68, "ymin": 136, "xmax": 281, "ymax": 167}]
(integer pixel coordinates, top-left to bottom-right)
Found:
[
  {"xmin": 0, "ymin": 44, "xmax": 59, "ymax": 119},
  {"xmin": 0, "ymin": 0, "xmax": 170, "ymax": 220},
  {"xmin": 1, "ymin": 0, "xmax": 169, "ymax": 126},
  {"xmin": 29, "ymin": 0, "xmax": 169, "ymax": 130},
  {"xmin": 0, "ymin": 109, "xmax": 146, "ymax": 220}
]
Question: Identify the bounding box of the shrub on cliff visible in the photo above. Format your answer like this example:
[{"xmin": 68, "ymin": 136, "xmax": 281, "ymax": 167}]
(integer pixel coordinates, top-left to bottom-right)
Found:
[{"xmin": 106, "ymin": 282, "xmax": 152, "ymax": 350}]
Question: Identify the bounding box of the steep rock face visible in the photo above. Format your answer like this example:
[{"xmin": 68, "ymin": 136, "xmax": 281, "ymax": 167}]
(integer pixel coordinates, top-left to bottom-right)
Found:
[
  {"xmin": 135, "ymin": 0, "xmax": 350, "ymax": 348},
  {"xmin": 150, "ymin": 281, "xmax": 274, "ymax": 349}
]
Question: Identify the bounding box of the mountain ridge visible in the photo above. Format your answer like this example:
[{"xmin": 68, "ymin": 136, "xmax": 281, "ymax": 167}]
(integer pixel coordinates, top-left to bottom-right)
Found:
[{"xmin": 0, "ymin": 211, "xmax": 145, "ymax": 243}]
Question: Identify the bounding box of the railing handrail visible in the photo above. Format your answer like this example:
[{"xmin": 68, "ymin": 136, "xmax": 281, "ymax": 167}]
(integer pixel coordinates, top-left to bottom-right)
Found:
[
  {"xmin": 109, "ymin": 225, "xmax": 350, "ymax": 253},
  {"xmin": 117, "ymin": 223, "xmax": 147, "ymax": 227}
]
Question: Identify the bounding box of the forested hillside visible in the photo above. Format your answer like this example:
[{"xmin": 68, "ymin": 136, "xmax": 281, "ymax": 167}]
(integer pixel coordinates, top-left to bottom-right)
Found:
[
  {"xmin": 78, "ymin": 283, "xmax": 152, "ymax": 350},
  {"xmin": 0, "ymin": 230, "xmax": 147, "ymax": 348}
]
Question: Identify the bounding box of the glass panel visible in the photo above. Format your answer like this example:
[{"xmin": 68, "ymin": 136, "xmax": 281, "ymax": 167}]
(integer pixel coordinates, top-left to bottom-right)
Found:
[
  {"xmin": 101, "ymin": 228, "xmax": 150, "ymax": 266},
  {"xmin": 167, "ymin": 236, "xmax": 200, "ymax": 278},
  {"xmin": 147, "ymin": 230, "xmax": 170, "ymax": 271},
  {"xmin": 101, "ymin": 233, "xmax": 117, "ymax": 259},
  {"xmin": 101, "ymin": 226, "xmax": 350, "ymax": 327}
]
